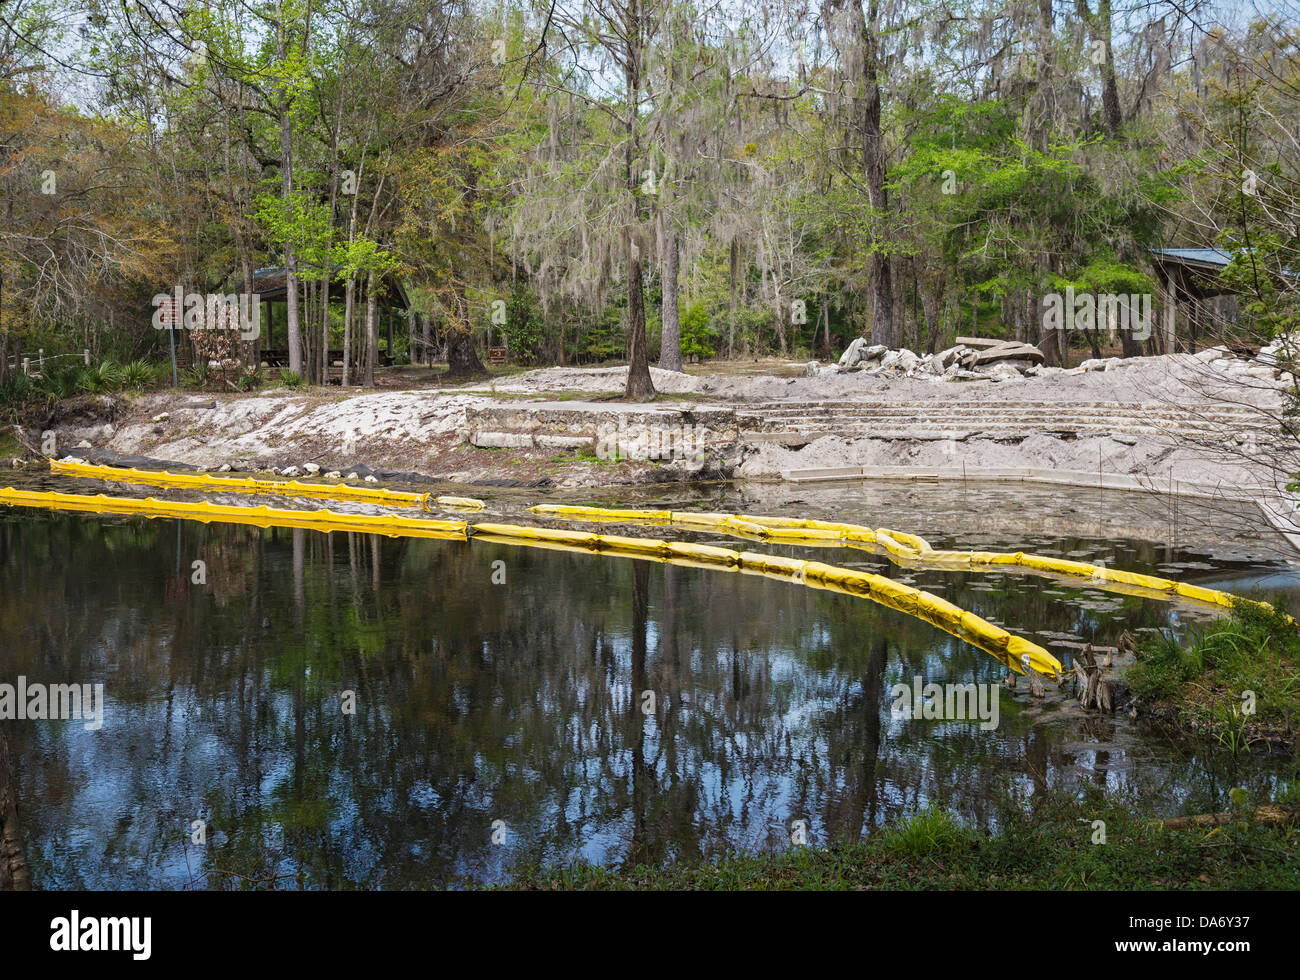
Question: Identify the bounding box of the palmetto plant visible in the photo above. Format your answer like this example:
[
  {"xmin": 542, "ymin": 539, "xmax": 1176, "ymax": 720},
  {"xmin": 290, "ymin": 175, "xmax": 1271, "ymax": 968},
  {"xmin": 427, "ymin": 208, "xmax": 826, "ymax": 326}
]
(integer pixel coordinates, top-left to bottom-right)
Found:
[
  {"xmin": 122, "ymin": 361, "xmax": 154, "ymax": 390},
  {"xmin": 76, "ymin": 361, "xmax": 126, "ymax": 394}
]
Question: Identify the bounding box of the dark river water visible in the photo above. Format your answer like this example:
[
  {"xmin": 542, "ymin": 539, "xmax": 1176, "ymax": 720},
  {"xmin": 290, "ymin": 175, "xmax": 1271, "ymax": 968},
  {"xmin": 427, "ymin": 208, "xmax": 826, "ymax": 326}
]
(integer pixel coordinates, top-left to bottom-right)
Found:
[{"xmin": 2, "ymin": 476, "xmax": 1298, "ymax": 888}]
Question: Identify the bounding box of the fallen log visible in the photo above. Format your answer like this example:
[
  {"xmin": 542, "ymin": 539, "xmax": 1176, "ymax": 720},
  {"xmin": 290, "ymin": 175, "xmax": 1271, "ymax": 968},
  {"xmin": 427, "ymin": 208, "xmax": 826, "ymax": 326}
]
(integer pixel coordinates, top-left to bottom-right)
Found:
[
  {"xmin": 9, "ymin": 425, "xmax": 42, "ymax": 458},
  {"xmin": 1156, "ymin": 806, "xmax": 1300, "ymax": 830}
]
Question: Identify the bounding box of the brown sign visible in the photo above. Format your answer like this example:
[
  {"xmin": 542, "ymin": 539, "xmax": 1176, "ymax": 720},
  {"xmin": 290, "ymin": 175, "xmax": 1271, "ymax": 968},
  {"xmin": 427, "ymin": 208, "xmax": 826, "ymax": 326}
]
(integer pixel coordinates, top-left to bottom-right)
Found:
[{"xmin": 487, "ymin": 347, "xmax": 508, "ymax": 365}]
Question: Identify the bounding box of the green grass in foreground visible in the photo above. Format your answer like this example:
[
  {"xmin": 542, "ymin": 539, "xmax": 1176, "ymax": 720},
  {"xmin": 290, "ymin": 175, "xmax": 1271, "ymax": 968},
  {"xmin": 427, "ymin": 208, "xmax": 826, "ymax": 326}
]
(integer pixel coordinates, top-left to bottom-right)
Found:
[
  {"xmin": 502, "ymin": 789, "xmax": 1300, "ymax": 890},
  {"xmin": 1127, "ymin": 600, "xmax": 1300, "ymax": 745}
]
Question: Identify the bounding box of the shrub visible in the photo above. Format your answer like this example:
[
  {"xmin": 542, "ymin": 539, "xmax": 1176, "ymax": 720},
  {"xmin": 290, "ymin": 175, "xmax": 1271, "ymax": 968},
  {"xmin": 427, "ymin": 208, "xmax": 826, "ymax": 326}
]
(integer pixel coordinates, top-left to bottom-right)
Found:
[
  {"xmin": 77, "ymin": 360, "xmax": 126, "ymax": 394},
  {"xmin": 680, "ymin": 302, "xmax": 718, "ymax": 359},
  {"xmin": 122, "ymin": 360, "xmax": 155, "ymax": 391},
  {"xmin": 0, "ymin": 372, "xmax": 33, "ymax": 407},
  {"xmin": 182, "ymin": 362, "xmax": 213, "ymax": 389},
  {"xmin": 237, "ymin": 365, "xmax": 263, "ymax": 391},
  {"xmin": 37, "ymin": 364, "xmax": 81, "ymax": 400},
  {"xmin": 500, "ymin": 290, "xmax": 545, "ymax": 364}
]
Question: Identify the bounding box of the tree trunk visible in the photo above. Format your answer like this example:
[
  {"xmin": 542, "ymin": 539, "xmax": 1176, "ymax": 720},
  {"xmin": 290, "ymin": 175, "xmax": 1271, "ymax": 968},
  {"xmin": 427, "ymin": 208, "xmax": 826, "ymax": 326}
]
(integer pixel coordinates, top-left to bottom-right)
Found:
[
  {"xmin": 320, "ymin": 271, "xmax": 331, "ymax": 384},
  {"xmin": 728, "ymin": 238, "xmax": 739, "ymax": 360},
  {"xmin": 364, "ymin": 271, "xmax": 377, "ymax": 387},
  {"xmin": 277, "ymin": 7, "xmax": 303, "ymax": 376},
  {"xmin": 625, "ymin": 238, "xmax": 655, "ymax": 398},
  {"xmin": 1, "ymin": 271, "xmax": 8, "ymax": 385},
  {"xmin": 446, "ymin": 331, "xmax": 486, "ymax": 377},
  {"xmin": 860, "ymin": 0, "xmax": 894, "ymax": 347},
  {"xmin": 0, "ymin": 730, "xmax": 32, "ymax": 890},
  {"xmin": 820, "ymin": 296, "xmax": 832, "ymax": 358},
  {"xmin": 342, "ymin": 276, "xmax": 354, "ymax": 386},
  {"xmin": 622, "ymin": 5, "xmax": 655, "ymax": 400},
  {"xmin": 446, "ymin": 284, "xmax": 487, "ymax": 379},
  {"xmin": 285, "ymin": 262, "xmax": 301, "ymax": 374},
  {"xmin": 558, "ymin": 300, "xmax": 568, "ymax": 366},
  {"xmin": 920, "ymin": 283, "xmax": 940, "ymax": 353},
  {"xmin": 1035, "ymin": 318, "xmax": 1065, "ymax": 366},
  {"xmin": 1099, "ymin": 2, "xmax": 1122, "ymax": 137},
  {"xmin": 302, "ymin": 278, "xmax": 314, "ymax": 381},
  {"xmin": 658, "ymin": 227, "xmax": 682, "ymax": 371}
]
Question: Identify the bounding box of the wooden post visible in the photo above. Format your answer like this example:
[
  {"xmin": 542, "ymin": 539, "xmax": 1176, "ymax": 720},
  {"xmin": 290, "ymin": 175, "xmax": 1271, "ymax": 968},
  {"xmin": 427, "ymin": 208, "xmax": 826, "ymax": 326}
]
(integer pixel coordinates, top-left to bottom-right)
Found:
[{"xmin": 1164, "ymin": 275, "xmax": 1176, "ymax": 355}]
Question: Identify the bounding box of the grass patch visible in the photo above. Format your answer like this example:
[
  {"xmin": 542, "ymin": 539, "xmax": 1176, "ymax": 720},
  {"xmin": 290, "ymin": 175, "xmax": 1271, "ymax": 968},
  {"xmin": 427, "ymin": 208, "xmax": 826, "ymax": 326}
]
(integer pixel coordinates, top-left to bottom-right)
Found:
[
  {"xmin": 573, "ymin": 446, "xmax": 618, "ymax": 466},
  {"xmin": 1127, "ymin": 599, "xmax": 1300, "ymax": 745},
  {"xmin": 500, "ymin": 787, "xmax": 1300, "ymax": 890}
]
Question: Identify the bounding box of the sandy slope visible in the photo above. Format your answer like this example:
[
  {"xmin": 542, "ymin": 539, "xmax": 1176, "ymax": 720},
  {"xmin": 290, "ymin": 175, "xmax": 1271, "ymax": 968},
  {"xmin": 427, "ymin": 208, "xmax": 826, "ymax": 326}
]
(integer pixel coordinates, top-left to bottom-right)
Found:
[{"xmin": 34, "ymin": 351, "xmax": 1295, "ymax": 496}]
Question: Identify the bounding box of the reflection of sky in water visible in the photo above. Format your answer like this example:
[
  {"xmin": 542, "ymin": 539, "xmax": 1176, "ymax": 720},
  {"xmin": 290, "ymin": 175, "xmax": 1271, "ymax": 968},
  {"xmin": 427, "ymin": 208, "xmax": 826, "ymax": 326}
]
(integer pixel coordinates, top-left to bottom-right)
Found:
[{"xmin": 2, "ymin": 479, "xmax": 1298, "ymax": 888}]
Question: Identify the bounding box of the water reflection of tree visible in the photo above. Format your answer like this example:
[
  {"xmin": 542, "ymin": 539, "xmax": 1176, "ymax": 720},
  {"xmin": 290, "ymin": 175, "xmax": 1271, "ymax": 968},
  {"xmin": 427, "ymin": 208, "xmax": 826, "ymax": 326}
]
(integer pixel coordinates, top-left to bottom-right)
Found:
[{"xmin": 0, "ymin": 513, "xmax": 1290, "ymax": 888}]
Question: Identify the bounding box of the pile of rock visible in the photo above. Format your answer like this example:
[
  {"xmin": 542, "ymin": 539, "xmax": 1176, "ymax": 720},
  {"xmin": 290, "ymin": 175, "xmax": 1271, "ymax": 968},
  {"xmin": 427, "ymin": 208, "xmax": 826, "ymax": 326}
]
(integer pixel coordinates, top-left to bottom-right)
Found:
[
  {"xmin": 1255, "ymin": 332, "xmax": 1298, "ymax": 378},
  {"xmin": 828, "ymin": 337, "xmax": 1046, "ymax": 382},
  {"xmin": 1190, "ymin": 342, "xmax": 1294, "ymax": 382},
  {"xmin": 1259, "ymin": 334, "xmax": 1296, "ymax": 363},
  {"xmin": 1076, "ymin": 356, "xmax": 1127, "ymax": 372}
]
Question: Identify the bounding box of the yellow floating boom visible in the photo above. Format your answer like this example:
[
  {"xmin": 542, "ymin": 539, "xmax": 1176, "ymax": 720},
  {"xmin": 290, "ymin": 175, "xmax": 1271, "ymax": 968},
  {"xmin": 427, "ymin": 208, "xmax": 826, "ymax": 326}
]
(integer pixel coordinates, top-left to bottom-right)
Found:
[
  {"xmin": 49, "ymin": 458, "xmax": 433, "ymax": 509},
  {"xmin": 435, "ymin": 496, "xmax": 486, "ymax": 511},
  {"xmin": 0, "ymin": 487, "xmax": 467, "ymax": 539},
  {"xmin": 0, "ymin": 487, "xmax": 1061, "ymax": 677},
  {"xmin": 472, "ymin": 521, "xmax": 1059, "ymax": 677},
  {"xmin": 528, "ymin": 503, "xmax": 1279, "ymax": 618}
]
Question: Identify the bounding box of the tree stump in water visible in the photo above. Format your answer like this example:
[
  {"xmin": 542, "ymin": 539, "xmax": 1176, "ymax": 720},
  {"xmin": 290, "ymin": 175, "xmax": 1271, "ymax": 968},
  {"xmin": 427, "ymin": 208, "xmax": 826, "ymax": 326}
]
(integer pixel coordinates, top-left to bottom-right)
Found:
[
  {"xmin": 0, "ymin": 729, "xmax": 32, "ymax": 890},
  {"xmin": 1073, "ymin": 644, "xmax": 1114, "ymax": 712}
]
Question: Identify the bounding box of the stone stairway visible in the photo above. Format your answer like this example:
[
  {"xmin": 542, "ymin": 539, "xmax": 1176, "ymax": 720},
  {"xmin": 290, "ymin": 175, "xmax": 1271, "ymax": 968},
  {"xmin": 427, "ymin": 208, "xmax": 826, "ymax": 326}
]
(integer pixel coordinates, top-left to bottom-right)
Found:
[
  {"xmin": 464, "ymin": 396, "xmax": 1283, "ymax": 456},
  {"xmin": 736, "ymin": 399, "xmax": 1279, "ymax": 446}
]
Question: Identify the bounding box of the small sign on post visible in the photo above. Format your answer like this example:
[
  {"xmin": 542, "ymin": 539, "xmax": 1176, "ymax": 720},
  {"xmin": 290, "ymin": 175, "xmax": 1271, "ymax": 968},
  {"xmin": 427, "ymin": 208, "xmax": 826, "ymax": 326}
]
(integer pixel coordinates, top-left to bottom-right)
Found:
[{"xmin": 487, "ymin": 346, "xmax": 508, "ymax": 366}]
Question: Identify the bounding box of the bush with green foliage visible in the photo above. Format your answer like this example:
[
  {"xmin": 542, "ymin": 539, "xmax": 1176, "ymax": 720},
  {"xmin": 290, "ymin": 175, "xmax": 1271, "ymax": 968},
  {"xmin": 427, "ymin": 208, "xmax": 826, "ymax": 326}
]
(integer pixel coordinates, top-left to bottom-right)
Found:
[
  {"xmin": 237, "ymin": 365, "xmax": 263, "ymax": 391},
  {"xmin": 680, "ymin": 302, "xmax": 720, "ymax": 359},
  {"xmin": 0, "ymin": 373, "xmax": 35, "ymax": 421},
  {"xmin": 499, "ymin": 290, "xmax": 545, "ymax": 364}
]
